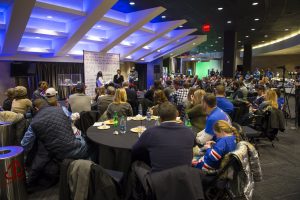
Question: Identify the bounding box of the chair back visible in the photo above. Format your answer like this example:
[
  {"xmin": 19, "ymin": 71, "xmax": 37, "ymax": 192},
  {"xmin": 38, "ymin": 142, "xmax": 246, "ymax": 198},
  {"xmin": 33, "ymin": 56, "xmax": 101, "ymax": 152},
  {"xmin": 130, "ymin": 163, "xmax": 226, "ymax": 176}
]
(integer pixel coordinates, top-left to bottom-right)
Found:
[
  {"xmin": 74, "ymin": 111, "xmax": 101, "ymax": 134},
  {"xmin": 147, "ymin": 165, "xmax": 205, "ymax": 200}
]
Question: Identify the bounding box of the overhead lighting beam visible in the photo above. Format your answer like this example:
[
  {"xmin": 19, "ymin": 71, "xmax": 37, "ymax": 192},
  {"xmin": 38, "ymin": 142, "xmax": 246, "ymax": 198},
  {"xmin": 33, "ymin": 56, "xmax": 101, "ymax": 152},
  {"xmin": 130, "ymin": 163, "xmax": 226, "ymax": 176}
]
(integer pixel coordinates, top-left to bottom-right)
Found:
[
  {"xmin": 100, "ymin": 7, "xmax": 166, "ymax": 53},
  {"xmin": 134, "ymin": 28, "xmax": 197, "ymax": 61},
  {"xmin": 1, "ymin": 0, "xmax": 36, "ymax": 55},
  {"xmin": 35, "ymin": 1, "xmax": 86, "ymax": 16},
  {"xmin": 121, "ymin": 19, "xmax": 186, "ymax": 59},
  {"xmin": 54, "ymin": 0, "xmax": 117, "ymax": 56}
]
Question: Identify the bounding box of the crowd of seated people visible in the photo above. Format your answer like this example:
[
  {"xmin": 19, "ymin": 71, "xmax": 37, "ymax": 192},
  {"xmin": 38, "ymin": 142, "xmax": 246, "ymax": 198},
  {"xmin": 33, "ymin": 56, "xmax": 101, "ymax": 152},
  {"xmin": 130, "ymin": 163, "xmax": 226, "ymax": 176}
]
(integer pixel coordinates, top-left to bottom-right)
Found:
[{"xmin": 0, "ymin": 67, "xmax": 287, "ymax": 197}]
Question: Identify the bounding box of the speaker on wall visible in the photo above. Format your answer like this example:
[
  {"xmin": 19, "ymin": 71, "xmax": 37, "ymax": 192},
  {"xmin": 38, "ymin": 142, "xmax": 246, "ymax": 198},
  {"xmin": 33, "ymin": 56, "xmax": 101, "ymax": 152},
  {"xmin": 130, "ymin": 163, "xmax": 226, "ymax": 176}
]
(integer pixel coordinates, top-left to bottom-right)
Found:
[{"xmin": 154, "ymin": 65, "xmax": 161, "ymax": 73}]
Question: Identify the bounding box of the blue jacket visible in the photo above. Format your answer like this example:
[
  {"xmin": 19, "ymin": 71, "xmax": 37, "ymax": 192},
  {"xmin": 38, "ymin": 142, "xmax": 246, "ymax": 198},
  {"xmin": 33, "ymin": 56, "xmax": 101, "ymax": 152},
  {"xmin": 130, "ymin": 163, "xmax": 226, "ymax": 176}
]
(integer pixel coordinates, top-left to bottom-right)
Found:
[{"xmin": 196, "ymin": 136, "xmax": 237, "ymax": 171}]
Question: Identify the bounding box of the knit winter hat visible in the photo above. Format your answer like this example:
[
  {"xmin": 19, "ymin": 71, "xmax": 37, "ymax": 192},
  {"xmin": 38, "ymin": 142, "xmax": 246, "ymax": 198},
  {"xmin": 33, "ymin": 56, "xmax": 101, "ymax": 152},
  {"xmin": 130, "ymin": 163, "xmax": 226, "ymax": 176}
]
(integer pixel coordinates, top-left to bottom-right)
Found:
[{"xmin": 14, "ymin": 86, "xmax": 27, "ymax": 98}]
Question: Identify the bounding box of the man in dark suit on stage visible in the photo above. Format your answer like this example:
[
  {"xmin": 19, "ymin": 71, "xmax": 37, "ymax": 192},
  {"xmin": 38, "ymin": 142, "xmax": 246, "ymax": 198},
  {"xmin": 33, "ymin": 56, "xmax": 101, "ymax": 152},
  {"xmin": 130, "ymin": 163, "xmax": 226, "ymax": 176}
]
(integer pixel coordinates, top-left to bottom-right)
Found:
[{"xmin": 113, "ymin": 69, "xmax": 124, "ymax": 87}]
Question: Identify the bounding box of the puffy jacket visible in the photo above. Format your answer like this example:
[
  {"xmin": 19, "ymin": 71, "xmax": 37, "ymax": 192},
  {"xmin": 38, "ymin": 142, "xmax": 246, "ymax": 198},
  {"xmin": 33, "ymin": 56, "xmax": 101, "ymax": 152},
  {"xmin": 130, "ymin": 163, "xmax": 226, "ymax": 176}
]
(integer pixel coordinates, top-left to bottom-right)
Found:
[
  {"xmin": 31, "ymin": 106, "xmax": 85, "ymax": 160},
  {"xmin": 220, "ymin": 141, "xmax": 262, "ymax": 200}
]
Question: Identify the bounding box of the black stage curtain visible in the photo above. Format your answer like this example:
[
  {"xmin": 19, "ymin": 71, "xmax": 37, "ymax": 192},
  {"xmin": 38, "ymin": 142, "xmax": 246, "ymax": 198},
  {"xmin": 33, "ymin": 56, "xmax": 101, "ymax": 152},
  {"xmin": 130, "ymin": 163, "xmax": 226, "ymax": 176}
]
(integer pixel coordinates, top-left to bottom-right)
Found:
[
  {"xmin": 135, "ymin": 63, "xmax": 147, "ymax": 90},
  {"xmin": 35, "ymin": 62, "xmax": 83, "ymax": 99}
]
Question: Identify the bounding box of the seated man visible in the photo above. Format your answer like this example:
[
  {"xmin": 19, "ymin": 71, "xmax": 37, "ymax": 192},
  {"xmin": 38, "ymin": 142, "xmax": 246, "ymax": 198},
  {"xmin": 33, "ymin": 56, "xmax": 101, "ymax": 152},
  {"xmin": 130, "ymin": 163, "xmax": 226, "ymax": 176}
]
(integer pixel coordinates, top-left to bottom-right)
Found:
[
  {"xmin": 196, "ymin": 93, "xmax": 231, "ymax": 145},
  {"xmin": 21, "ymin": 99, "xmax": 88, "ymax": 188},
  {"xmin": 252, "ymin": 84, "xmax": 265, "ymax": 108},
  {"xmin": 132, "ymin": 102, "xmax": 195, "ymax": 172},
  {"xmin": 97, "ymin": 86, "xmax": 115, "ymax": 114},
  {"xmin": 215, "ymin": 84, "xmax": 234, "ymax": 115},
  {"xmin": 68, "ymin": 83, "xmax": 91, "ymax": 113}
]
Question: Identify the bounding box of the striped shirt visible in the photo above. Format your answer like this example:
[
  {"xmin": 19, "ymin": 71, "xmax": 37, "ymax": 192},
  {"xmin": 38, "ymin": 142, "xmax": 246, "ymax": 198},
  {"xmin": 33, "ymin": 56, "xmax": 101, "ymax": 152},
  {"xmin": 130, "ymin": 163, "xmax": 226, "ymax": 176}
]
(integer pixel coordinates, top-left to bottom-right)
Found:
[{"xmin": 196, "ymin": 136, "xmax": 237, "ymax": 171}]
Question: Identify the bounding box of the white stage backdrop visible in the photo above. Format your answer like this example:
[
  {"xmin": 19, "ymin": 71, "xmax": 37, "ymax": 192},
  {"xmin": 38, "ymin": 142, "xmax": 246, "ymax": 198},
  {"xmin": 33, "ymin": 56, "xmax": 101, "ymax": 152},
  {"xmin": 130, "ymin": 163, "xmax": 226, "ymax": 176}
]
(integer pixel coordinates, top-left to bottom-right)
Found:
[{"xmin": 83, "ymin": 50, "xmax": 120, "ymax": 96}]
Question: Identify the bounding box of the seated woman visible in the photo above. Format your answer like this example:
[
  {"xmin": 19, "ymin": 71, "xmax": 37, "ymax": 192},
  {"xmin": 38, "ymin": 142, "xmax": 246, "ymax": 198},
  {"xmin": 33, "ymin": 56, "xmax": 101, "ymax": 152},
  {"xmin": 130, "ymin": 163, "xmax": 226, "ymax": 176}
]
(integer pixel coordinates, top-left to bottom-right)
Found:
[
  {"xmin": 185, "ymin": 89, "xmax": 206, "ymax": 131},
  {"xmin": 11, "ymin": 86, "xmax": 32, "ymax": 114},
  {"xmin": 2, "ymin": 88, "xmax": 15, "ymax": 111},
  {"xmin": 107, "ymin": 88, "xmax": 133, "ymax": 118},
  {"xmin": 193, "ymin": 120, "xmax": 239, "ymax": 172},
  {"xmin": 258, "ymin": 89, "xmax": 278, "ymax": 111},
  {"xmin": 150, "ymin": 90, "xmax": 168, "ymax": 116}
]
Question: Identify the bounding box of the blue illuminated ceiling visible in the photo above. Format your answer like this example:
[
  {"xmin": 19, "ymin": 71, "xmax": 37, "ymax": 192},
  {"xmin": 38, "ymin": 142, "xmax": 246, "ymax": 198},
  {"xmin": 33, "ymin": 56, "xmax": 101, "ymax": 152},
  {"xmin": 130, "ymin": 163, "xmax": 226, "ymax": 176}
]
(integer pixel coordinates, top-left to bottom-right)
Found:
[{"xmin": 0, "ymin": 0, "xmax": 206, "ymax": 62}]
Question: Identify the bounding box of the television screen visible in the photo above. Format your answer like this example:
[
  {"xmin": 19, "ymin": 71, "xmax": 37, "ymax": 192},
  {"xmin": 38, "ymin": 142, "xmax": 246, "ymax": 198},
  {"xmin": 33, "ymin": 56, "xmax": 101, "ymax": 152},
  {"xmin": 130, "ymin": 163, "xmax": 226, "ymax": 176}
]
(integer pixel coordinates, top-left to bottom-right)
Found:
[{"xmin": 10, "ymin": 62, "xmax": 36, "ymax": 77}]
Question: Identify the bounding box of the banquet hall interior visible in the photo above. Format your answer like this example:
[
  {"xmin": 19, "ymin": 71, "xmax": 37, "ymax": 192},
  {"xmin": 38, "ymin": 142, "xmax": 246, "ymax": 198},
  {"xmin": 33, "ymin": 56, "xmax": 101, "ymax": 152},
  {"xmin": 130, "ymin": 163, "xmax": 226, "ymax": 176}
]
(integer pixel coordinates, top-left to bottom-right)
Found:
[{"xmin": 0, "ymin": 0, "xmax": 300, "ymax": 199}]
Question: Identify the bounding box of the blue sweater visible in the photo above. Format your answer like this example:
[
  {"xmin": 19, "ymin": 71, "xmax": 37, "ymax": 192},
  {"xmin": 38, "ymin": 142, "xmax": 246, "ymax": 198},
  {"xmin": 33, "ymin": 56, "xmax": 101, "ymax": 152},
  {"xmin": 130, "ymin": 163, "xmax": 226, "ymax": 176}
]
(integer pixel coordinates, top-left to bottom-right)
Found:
[
  {"xmin": 196, "ymin": 136, "xmax": 237, "ymax": 171},
  {"xmin": 216, "ymin": 97, "xmax": 234, "ymax": 114}
]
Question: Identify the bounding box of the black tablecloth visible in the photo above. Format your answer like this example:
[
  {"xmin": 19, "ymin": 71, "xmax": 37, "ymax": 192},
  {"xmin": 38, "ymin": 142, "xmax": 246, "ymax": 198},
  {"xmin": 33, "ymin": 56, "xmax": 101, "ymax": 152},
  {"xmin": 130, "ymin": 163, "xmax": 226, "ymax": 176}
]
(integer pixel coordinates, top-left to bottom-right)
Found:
[{"xmin": 87, "ymin": 119, "xmax": 156, "ymax": 173}]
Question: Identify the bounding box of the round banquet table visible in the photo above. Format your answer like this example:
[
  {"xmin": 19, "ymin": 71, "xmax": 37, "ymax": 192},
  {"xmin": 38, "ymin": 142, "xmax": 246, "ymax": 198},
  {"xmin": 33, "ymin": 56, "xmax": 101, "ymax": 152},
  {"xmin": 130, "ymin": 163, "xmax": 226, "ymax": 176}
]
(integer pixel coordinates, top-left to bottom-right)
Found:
[{"xmin": 87, "ymin": 119, "xmax": 156, "ymax": 173}]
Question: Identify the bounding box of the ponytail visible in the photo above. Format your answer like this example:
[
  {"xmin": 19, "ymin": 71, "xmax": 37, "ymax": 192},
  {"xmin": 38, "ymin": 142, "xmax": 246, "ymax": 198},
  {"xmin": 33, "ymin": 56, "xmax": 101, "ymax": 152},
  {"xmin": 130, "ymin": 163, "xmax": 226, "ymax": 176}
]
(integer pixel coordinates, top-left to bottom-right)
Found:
[{"xmin": 229, "ymin": 125, "xmax": 242, "ymax": 143}]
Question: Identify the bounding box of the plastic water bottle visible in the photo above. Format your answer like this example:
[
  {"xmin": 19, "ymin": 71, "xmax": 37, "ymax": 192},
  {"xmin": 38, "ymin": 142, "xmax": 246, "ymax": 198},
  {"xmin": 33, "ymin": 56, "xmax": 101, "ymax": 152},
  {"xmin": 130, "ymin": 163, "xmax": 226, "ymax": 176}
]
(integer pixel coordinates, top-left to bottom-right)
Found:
[
  {"xmin": 146, "ymin": 109, "xmax": 151, "ymax": 121},
  {"xmin": 119, "ymin": 116, "xmax": 126, "ymax": 134},
  {"xmin": 138, "ymin": 103, "xmax": 143, "ymax": 116},
  {"xmin": 113, "ymin": 111, "xmax": 118, "ymax": 127},
  {"xmin": 185, "ymin": 115, "xmax": 192, "ymax": 128}
]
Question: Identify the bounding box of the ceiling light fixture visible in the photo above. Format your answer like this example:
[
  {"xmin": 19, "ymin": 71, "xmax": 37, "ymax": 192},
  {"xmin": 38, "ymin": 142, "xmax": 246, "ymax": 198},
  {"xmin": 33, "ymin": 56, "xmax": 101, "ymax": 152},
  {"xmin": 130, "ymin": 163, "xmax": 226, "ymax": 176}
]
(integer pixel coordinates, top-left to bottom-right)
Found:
[
  {"xmin": 238, "ymin": 40, "xmax": 241, "ymax": 43},
  {"xmin": 218, "ymin": 36, "xmax": 222, "ymax": 39},
  {"xmin": 245, "ymin": 35, "xmax": 249, "ymax": 38},
  {"xmin": 96, "ymin": 25, "xmax": 102, "ymax": 28},
  {"xmin": 141, "ymin": 58, "xmax": 145, "ymax": 61},
  {"xmin": 251, "ymin": 28, "xmax": 256, "ymax": 31},
  {"xmin": 264, "ymin": 34, "xmax": 268, "ymax": 38},
  {"xmin": 262, "ymin": 41, "xmax": 265, "ymax": 43},
  {"xmin": 285, "ymin": 28, "xmax": 289, "ymax": 31},
  {"xmin": 126, "ymin": 56, "xmax": 132, "ymax": 59},
  {"xmin": 129, "ymin": 1, "xmax": 135, "ymax": 5},
  {"xmin": 35, "ymin": 37, "xmax": 40, "ymax": 39},
  {"xmin": 179, "ymin": 25, "xmax": 183, "ymax": 28},
  {"xmin": 217, "ymin": 7, "xmax": 223, "ymax": 11},
  {"xmin": 227, "ymin": 20, "xmax": 232, "ymax": 24},
  {"xmin": 252, "ymin": 2, "xmax": 259, "ymax": 6},
  {"xmin": 215, "ymin": 41, "xmax": 218, "ymax": 43},
  {"xmin": 254, "ymin": 18, "xmax": 260, "ymax": 21},
  {"xmin": 161, "ymin": 15, "xmax": 166, "ymax": 19},
  {"xmin": 46, "ymin": 15, "xmax": 53, "ymax": 19},
  {"xmin": 210, "ymin": 44, "xmax": 214, "ymax": 46},
  {"xmin": 157, "ymin": 49, "xmax": 161, "ymax": 52}
]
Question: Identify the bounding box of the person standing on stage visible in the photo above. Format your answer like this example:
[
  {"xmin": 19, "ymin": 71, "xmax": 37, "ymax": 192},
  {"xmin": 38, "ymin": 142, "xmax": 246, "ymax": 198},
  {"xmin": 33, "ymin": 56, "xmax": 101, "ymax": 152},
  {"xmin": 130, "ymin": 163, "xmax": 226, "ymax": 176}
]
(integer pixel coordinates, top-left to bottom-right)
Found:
[
  {"xmin": 113, "ymin": 69, "xmax": 124, "ymax": 87},
  {"xmin": 128, "ymin": 67, "xmax": 139, "ymax": 88},
  {"xmin": 96, "ymin": 71, "xmax": 104, "ymax": 87}
]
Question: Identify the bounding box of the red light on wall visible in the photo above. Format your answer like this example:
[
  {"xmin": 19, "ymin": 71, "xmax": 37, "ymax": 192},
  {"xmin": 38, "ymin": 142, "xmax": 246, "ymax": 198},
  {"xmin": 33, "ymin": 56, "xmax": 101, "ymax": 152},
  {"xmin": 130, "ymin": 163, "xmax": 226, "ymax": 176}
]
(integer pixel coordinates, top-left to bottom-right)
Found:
[{"xmin": 202, "ymin": 24, "xmax": 211, "ymax": 33}]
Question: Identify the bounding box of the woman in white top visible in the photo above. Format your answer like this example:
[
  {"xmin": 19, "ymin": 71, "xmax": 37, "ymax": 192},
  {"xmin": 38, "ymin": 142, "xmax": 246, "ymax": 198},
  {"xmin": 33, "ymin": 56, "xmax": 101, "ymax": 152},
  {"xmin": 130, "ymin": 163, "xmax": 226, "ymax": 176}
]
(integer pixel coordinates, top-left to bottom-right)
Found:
[{"xmin": 96, "ymin": 71, "xmax": 104, "ymax": 87}]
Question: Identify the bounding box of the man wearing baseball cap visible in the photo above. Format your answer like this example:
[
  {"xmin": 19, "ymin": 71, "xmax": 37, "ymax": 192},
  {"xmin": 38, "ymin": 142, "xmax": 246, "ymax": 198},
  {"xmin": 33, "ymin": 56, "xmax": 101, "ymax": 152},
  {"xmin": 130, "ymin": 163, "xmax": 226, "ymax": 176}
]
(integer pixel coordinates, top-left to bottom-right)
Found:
[{"xmin": 45, "ymin": 87, "xmax": 58, "ymax": 98}]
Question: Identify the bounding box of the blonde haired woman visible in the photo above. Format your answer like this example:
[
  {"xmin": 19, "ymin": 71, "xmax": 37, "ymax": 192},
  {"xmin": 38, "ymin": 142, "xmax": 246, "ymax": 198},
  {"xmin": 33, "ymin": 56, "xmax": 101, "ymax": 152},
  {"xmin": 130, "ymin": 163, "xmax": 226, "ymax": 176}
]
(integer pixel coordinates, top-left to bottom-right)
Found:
[
  {"xmin": 106, "ymin": 88, "xmax": 133, "ymax": 118},
  {"xmin": 185, "ymin": 89, "xmax": 207, "ymax": 131},
  {"xmin": 193, "ymin": 120, "xmax": 240, "ymax": 172},
  {"xmin": 259, "ymin": 89, "xmax": 278, "ymax": 110}
]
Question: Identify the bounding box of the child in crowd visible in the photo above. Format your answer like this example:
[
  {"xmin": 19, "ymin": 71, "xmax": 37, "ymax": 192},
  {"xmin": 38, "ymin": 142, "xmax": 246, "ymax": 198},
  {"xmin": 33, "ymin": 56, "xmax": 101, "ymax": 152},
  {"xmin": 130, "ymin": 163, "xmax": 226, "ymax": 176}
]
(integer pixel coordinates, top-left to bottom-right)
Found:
[{"xmin": 193, "ymin": 120, "xmax": 239, "ymax": 172}]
